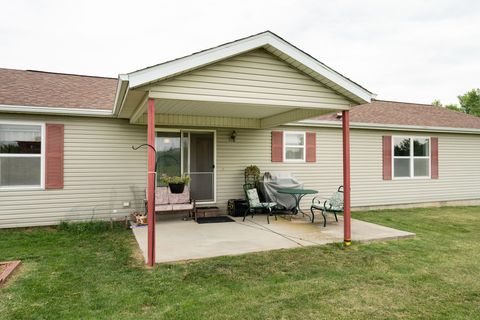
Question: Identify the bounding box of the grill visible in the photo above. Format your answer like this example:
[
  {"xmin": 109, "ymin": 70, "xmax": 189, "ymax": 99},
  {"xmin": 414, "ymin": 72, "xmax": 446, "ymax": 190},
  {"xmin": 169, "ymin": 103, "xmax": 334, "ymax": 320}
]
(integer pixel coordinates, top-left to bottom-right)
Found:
[{"xmin": 259, "ymin": 172, "xmax": 303, "ymax": 210}]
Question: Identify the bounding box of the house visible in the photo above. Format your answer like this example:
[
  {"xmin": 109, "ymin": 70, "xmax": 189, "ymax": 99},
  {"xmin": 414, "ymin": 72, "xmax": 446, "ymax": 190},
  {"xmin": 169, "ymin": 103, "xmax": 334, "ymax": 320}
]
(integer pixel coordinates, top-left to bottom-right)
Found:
[{"xmin": 1, "ymin": 31, "xmax": 479, "ymax": 233}]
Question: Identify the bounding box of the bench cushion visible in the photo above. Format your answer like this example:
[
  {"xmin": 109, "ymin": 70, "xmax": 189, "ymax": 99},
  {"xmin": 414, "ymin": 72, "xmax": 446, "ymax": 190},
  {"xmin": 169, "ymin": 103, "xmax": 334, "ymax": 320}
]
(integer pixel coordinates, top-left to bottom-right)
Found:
[
  {"xmin": 168, "ymin": 186, "xmax": 190, "ymax": 204},
  {"xmin": 172, "ymin": 203, "xmax": 194, "ymax": 211},
  {"xmin": 155, "ymin": 187, "xmax": 169, "ymax": 205},
  {"xmin": 155, "ymin": 204, "xmax": 173, "ymax": 211}
]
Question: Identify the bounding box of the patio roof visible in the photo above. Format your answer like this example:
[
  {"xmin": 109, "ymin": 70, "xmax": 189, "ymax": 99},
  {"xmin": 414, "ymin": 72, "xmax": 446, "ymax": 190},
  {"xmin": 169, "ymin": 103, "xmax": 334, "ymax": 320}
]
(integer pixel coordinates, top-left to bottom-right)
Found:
[
  {"xmin": 114, "ymin": 31, "xmax": 375, "ymax": 129},
  {"xmin": 126, "ymin": 32, "xmax": 367, "ymax": 265}
]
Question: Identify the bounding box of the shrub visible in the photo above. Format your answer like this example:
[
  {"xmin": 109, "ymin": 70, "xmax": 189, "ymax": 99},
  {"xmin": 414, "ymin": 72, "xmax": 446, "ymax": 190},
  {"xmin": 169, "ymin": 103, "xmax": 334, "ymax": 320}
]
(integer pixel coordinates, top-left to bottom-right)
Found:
[{"xmin": 57, "ymin": 220, "xmax": 121, "ymax": 234}]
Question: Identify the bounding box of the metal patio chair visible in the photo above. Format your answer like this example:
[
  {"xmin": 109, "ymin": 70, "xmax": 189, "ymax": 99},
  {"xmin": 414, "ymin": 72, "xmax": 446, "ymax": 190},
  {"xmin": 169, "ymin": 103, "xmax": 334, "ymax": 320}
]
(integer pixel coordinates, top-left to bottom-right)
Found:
[
  {"xmin": 310, "ymin": 186, "xmax": 344, "ymax": 227},
  {"xmin": 243, "ymin": 184, "xmax": 278, "ymax": 224}
]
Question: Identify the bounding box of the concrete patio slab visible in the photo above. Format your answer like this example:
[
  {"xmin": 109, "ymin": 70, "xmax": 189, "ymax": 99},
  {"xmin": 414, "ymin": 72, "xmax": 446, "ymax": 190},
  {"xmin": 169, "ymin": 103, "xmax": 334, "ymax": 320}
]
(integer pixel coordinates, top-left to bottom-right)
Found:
[{"xmin": 132, "ymin": 214, "xmax": 415, "ymax": 263}]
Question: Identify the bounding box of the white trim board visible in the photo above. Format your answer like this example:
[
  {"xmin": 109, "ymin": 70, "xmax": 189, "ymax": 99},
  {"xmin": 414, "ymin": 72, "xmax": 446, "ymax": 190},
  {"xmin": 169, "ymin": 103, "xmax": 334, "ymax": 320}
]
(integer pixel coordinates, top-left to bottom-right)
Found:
[{"xmin": 0, "ymin": 104, "xmax": 114, "ymax": 117}]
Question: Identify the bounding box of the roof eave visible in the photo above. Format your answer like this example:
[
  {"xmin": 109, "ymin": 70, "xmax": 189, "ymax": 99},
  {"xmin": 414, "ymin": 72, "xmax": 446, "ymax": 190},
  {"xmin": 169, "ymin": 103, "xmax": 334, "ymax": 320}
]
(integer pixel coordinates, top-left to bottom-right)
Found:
[
  {"xmin": 0, "ymin": 104, "xmax": 114, "ymax": 117},
  {"xmin": 112, "ymin": 74, "xmax": 129, "ymax": 116},
  {"xmin": 294, "ymin": 119, "xmax": 480, "ymax": 135}
]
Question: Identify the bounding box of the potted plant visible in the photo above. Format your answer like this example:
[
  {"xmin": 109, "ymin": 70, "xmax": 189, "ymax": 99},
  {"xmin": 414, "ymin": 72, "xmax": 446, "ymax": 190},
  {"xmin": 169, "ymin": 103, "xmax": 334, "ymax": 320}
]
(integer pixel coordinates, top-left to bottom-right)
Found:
[
  {"xmin": 244, "ymin": 165, "xmax": 260, "ymax": 185},
  {"xmin": 160, "ymin": 175, "xmax": 190, "ymax": 194}
]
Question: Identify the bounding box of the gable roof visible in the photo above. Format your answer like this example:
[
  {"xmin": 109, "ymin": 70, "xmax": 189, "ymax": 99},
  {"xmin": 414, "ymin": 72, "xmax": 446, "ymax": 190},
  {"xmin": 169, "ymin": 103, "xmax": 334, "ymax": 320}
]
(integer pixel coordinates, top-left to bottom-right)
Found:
[
  {"xmin": 304, "ymin": 100, "xmax": 480, "ymax": 132},
  {"xmin": 115, "ymin": 31, "xmax": 375, "ymax": 114},
  {"xmin": 0, "ymin": 68, "xmax": 117, "ymax": 111}
]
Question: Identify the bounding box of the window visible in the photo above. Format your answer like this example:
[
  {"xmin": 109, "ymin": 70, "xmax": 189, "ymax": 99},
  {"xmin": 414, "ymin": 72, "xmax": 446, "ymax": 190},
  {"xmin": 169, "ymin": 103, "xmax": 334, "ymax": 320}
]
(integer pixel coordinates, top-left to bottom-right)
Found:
[
  {"xmin": 284, "ymin": 132, "xmax": 305, "ymax": 162},
  {"xmin": 393, "ymin": 136, "xmax": 430, "ymax": 178},
  {"xmin": 155, "ymin": 131, "xmax": 181, "ymax": 186},
  {"xmin": 0, "ymin": 123, "xmax": 44, "ymax": 188}
]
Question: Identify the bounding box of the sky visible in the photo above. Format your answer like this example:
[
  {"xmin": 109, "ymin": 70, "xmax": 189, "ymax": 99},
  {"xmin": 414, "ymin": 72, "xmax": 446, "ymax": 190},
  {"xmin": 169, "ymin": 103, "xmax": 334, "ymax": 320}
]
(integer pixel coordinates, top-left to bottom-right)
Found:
[{"xmin": 1, "ymin": 0, "xmax": 479, "ymax": 105}]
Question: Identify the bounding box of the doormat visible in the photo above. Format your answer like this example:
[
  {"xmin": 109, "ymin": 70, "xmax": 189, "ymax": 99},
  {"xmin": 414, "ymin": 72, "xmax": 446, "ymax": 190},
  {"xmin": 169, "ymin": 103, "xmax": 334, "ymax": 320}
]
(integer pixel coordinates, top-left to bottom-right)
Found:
[{"xmin": 196, "ymin": 216, "xmax": 235, "ymax": 224}]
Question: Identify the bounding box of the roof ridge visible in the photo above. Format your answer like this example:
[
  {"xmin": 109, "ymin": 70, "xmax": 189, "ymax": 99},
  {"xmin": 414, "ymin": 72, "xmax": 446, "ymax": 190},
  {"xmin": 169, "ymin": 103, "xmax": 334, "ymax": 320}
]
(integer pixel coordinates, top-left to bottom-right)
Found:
[
  {"xmin": 372, "ymin": 99, "xmax": 433, "ymax": 107},
  {"xmin": 0, "ymin": 68, "xmax": 116, "ymax": 80},
  {"xmin": 373, "ymin": 99, "xmax": 480, "ymax": 121},
  {"xmin": 26, "ymin": 69, "xmax": 116, "ymax": 80}
]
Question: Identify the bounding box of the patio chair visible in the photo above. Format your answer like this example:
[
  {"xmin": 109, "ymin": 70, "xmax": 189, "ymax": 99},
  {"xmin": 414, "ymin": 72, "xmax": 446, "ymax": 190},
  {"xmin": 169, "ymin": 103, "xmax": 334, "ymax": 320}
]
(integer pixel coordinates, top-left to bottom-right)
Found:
[
  {"xmin": 310, "ymin": 186, "xmax": 344, "ymax": 227},
  {"xmin": 243, "ymin": 184, "xmax": 278, "ymax": 224}
]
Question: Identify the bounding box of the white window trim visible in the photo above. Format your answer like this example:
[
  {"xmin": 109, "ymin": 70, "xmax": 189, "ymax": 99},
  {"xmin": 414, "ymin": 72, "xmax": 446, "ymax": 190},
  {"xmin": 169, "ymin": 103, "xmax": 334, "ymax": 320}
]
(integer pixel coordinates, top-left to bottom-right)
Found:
[
  {"xmin": 392, "ymin": 136, "xmax": 431, "ymax": 180},
  {"xmin": 0, "ymin": 121, "xmax": 45, "ymax": 190},
  {"xmin": 283, "ymin": 131, "xmax": 306, "ymax": 163}
]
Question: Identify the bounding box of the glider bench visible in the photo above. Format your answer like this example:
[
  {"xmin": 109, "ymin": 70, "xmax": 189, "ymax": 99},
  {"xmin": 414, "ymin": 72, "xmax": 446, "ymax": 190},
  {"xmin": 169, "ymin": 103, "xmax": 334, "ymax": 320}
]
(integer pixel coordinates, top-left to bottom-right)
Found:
[{"xmin": 145, "ymin": 186, "xmax": 196, "ymax": 218}]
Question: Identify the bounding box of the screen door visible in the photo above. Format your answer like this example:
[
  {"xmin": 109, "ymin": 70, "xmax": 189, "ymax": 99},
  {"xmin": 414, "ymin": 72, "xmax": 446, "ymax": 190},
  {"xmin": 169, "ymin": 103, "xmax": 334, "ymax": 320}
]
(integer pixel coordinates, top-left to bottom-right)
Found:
[{"xmin": 182, "ymin": 131, "xmax": 215, "ymax": 202}]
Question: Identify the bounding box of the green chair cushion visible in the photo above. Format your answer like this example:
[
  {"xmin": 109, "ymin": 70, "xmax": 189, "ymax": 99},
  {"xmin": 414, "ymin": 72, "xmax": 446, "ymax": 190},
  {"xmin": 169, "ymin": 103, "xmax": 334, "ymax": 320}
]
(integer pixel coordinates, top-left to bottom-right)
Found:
[{"xmin": 246, "ymin": 188, "xmax": 261, "ymax": 207}]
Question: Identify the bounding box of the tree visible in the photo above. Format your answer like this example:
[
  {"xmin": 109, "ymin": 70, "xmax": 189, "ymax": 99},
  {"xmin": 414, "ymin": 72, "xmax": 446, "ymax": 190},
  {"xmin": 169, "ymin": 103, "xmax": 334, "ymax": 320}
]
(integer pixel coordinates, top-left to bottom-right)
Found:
[
  {"xmin": 431, "ymin": 99, "xmax": 463, "ymax": 112},
  {"xmin": 432, "ymin": 88, "xmax": 480, "ymax": 115},
  {"xmin": 458, "ymin": 89, "xmax": 480, "ymax": 116},
  {"xmin": 445, "ymin": 104, "xmax": 463, "ymax": 112}
]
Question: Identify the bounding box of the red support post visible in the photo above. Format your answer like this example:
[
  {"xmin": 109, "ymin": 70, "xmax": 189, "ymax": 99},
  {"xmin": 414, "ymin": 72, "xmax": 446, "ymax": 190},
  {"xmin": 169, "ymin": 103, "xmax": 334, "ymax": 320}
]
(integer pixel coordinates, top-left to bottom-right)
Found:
[
  {"xmin": 147, "ymin": 98, "xmax": 156, "ymax": 266},
  {"xmin": 342, "ymin": 110, "xmax": 351, "ymax": 246}
]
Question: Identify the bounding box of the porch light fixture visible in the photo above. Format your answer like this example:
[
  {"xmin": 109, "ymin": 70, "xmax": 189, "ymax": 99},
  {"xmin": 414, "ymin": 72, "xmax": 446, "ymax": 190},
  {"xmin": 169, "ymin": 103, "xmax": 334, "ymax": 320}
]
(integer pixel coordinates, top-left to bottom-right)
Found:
[{"xmin": 230, "ymin": 130, "xmax": 237, "ymax": 142}]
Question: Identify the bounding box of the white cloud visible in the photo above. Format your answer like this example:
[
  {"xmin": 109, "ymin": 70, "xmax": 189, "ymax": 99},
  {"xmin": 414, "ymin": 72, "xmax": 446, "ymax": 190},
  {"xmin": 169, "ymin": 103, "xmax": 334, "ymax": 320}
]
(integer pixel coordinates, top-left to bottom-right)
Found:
[{"xmin": 1, "ymin": 0, "xmax": 478, "ymax": 105}]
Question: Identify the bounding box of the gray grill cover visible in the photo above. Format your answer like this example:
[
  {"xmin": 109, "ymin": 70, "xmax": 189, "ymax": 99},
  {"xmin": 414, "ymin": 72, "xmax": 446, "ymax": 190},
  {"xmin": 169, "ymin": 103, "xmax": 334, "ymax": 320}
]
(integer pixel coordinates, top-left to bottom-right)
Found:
[{"xmin": 259, "ymin": 172, "xmax": 303, "ymax": 210}]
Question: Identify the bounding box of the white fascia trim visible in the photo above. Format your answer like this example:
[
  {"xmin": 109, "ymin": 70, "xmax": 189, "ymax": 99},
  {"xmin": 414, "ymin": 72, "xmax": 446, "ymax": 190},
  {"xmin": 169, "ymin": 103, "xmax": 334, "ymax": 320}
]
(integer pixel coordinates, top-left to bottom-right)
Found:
[
  {"xmin": 0, "ymin": 104, "xmax": 114, "ymax": 117},
  {"xmin": 127, "ymin": 32, "xmax": 374, "ymax": 103},
  {"xmin": 112, "ymin": 74, "xmax": 129, "ymax": 116},
  {"xmin": 292, "ymin": 119, "xmax": 480, "ymax": 135}
]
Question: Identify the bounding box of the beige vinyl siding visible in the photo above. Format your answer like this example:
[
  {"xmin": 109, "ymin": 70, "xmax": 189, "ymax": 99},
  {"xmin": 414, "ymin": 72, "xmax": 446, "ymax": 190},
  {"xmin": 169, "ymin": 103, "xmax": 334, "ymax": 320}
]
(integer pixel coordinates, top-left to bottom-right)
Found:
[
  {"xmin": 215, "ymin": 127, "xmax": 480, "ymax": 212},
  {"xmin": 349, "ymin": 129, "xmax": 480, "ymax": 207},
  {"xmin": 2, "ymin": 114, "xmax": 479, "ymax": 229},
  {"xmin": 215, "ymin": 127, "xmax": 343, "ymax": 212},
  {"xmin": 148, "ymin": 48, "xmax": 353, "ymax": 110},
  {"xmin": 0, "ymin": 113, "xmax": 147, "ymax": 228}
]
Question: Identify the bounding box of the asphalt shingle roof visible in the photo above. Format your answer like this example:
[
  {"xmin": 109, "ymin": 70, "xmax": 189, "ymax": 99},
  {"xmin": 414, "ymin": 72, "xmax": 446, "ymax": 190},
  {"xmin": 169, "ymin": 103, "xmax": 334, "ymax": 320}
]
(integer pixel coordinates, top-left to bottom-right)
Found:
[
  {"xmin": 0, "ymin": 68, "xmax": 117, "ymax": 110},
  {"xmin": 2, "ymin": 68, "xmax": 480, "ymax": 131},
  {"xmin": 315, "ymin": 100, "xmax": 480, "ymax": 130}
]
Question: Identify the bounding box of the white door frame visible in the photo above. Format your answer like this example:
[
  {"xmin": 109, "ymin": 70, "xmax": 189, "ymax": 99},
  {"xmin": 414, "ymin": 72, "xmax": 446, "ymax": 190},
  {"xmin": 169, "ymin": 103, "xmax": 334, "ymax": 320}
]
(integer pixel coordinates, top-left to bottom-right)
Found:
[{"xmin": 155, "ymin": 128, "xmax": 216, "ymax": 205}]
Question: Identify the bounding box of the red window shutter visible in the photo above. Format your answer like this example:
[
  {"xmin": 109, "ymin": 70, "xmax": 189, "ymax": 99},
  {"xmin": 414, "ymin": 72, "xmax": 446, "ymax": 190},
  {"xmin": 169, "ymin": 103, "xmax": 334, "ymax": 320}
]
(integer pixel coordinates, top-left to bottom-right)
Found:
[
  {"xmin": 45, "ymin": 124, "xmax": 64, "ymax": 189},
  {"xmin": 431, "ymin": 137, "xmax": 439, "ymax": 179},
  {"xmin": 383, "ymin": 136, "xmax": 392, "ymax": 180},
  {"xmin": 306, "ymin": 132, "xmax": 316, "ymax": 162},
  {"xmin": 271, "ymin": 131, "xmax": 283, "ymax": 162}
]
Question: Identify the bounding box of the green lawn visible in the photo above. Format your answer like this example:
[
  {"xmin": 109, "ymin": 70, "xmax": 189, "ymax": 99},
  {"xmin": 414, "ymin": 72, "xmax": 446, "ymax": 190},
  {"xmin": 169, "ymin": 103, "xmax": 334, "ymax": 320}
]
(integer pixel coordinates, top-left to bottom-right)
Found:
[{"xmin": 1, "ymin": 207, "xmax": 480, "ymax": 320}]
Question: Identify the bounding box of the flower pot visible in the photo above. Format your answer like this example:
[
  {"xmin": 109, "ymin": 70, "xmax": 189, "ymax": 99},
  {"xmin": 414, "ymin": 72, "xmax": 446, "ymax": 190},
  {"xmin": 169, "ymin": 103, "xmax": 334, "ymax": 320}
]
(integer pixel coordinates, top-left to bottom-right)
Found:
[{"xmin": 169, "ymin": 183, "xmax": 185, "ymax": 194}]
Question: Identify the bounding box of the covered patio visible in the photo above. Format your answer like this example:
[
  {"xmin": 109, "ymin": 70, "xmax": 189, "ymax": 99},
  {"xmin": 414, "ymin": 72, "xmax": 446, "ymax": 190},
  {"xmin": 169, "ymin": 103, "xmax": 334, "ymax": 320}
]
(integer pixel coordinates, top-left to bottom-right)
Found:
[
  {"xmin": 113, "ymin": 32, "xmax": 376, "ymax": 265},
  {"xmin": 132, "ymin": 215, "xmax": 415, "ymax": 263}
]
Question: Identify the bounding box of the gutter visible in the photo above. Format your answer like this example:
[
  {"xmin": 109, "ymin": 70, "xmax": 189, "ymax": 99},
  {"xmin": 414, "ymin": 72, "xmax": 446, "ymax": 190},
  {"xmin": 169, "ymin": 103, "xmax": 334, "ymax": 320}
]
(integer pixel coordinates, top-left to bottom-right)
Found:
[
  {"xmin": 0, "ymin": 104, "xmax": 114, "ymax": 117},
  {"xmin": 292, "ymin": 120, "xmax": 480, "ymax": 135}
]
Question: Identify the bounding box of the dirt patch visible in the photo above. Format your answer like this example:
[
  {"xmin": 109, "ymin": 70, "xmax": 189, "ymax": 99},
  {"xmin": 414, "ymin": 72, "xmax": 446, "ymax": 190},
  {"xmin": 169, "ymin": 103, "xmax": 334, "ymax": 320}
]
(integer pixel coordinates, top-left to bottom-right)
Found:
[
  {"xmin": 128, "ymin": 236, "xmax": 147, "ymax": 267},
  {"xmin": 0, "ymin": 261, "xmax": 22, "ymax": 286}
]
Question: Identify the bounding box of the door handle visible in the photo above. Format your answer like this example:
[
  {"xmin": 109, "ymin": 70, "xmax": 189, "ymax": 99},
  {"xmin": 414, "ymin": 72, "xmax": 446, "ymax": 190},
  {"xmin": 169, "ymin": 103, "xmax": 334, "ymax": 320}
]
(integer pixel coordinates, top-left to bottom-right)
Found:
[{"xmin": 212, "ymin": 164, "xmax": 215, "ymax": 169}]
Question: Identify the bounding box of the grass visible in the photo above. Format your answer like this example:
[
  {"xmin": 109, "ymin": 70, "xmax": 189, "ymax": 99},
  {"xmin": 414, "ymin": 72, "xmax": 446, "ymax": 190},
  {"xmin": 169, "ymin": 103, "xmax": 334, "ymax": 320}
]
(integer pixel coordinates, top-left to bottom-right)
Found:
[{"xmin": 0, "ymin": 207, "xmax": 479, "ymax": 319}]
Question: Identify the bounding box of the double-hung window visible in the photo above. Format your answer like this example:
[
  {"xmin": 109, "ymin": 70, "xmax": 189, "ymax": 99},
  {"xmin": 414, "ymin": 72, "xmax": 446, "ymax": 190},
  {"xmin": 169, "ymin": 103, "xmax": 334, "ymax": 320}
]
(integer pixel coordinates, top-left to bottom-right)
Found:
[
  {"xmin": 0, "ymin": 123, "xmax": 44, "ymax": 188},
  {"xmin": 284, "ymin": 132, "xmax": 306, "ymax": 162},
  {"xmin": 393, "ymin": 136, "xmax": 430, "ymax": 179}
]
